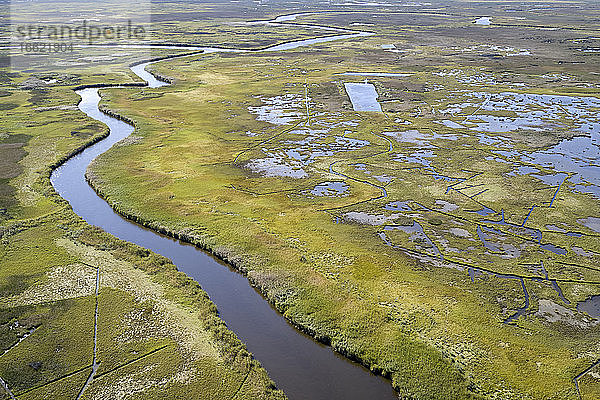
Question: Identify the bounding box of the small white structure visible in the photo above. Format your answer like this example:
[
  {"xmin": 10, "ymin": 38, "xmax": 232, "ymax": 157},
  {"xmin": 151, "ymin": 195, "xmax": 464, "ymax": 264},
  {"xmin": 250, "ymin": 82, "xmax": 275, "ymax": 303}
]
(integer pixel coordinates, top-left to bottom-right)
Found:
[{"xmin": 474, "ymin": 17, "xmax": 492, "ymax": 25}]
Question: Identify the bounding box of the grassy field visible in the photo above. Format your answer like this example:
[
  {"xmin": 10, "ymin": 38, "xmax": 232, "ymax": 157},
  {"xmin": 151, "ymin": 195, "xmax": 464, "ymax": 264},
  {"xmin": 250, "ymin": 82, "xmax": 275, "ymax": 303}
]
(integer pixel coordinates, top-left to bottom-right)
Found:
[
  {"xmin": 0, "ymin": 68, "xmax": 286, "ymax": 399},
  {"xmin": 85, "ymin": 3, "xmax": 600, "ymax": 400},
  {"xmin": 0, "ymin": 2, "xmax": 321, "ymax": 397}
]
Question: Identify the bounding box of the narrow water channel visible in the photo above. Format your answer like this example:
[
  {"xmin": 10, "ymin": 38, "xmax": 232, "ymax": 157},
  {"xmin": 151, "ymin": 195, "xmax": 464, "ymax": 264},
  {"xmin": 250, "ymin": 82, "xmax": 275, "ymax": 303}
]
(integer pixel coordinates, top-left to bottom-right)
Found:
[{"xmin": 50, "ymin": 18, "xmax": 397, "ymax": 400}]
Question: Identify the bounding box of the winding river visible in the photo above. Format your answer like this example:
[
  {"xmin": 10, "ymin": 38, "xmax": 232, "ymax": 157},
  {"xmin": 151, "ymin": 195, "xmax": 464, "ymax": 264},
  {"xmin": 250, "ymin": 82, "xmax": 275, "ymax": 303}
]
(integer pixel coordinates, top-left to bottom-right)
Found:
[{"xmin": 50, "ymin": 16, "xmax": 397, "ymax": 400}]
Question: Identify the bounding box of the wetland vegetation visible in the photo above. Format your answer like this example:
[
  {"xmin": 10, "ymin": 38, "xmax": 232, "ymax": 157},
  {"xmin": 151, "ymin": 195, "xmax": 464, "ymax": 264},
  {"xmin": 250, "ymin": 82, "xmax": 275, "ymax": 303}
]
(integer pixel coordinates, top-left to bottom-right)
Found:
[{"xmin": 2, "ymin": 0, "xmax": 600, "ymax": 399}]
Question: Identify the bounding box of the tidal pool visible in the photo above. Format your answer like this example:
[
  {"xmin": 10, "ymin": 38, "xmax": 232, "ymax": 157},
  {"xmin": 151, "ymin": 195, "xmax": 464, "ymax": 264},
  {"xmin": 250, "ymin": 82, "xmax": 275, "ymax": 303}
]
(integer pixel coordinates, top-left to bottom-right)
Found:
[
  {"xmin": 439, "ymin": 120, "xmax": 465, "ymax": 129},
  {"xmin": 384, "ymin": 223, "xmax": 443, "ymax": 258},
  {"xmin": 248, "ymin": 94, "xmax": 303, "ymax": 125},
  {"xmin": 309, "ymin": 181, "xmax": 349, "ymax": 197},
  {"xmin": 384, "ymin": 201, "xmax": 412, "ymax": 211},
  {"xmin": 578, "ymin": 217, "xmax": 600, "ymax": 233},
  {"xmin": 577, "ymin": 296, "xmax": 600, "ymax": 318},
  {"xmin": 438, "ymin": 91, "xmax": 600, "ymax": 197},
  {"xmin": 246, "ymin": 157, "xmax": 308, "ymax": 178},
  {"xmin": 345, "ymin": 211, "xmax": 400, "ymax": 225}
]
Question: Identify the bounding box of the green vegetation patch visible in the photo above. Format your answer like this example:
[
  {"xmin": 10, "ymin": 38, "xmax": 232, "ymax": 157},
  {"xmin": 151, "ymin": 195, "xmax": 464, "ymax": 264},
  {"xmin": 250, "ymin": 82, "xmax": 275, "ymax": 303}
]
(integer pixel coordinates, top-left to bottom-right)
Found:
[{"xmin": 86, "ymin": 6, "xmax": 600, "ymax": 399}]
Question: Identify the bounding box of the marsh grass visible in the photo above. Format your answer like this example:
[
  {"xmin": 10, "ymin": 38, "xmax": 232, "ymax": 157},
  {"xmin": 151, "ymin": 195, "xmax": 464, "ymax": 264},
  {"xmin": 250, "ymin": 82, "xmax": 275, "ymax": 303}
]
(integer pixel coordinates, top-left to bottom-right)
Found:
[{"xmin": 85, "ymin": 8, "xmax": 600, "ymax": 399}]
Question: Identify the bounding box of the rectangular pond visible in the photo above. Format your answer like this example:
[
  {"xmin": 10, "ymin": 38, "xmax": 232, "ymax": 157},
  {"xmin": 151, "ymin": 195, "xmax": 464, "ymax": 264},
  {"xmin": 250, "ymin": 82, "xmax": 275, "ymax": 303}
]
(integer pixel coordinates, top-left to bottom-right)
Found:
[{"xmin": 344, "ymin": 82, "xmax": 383, "ymax": 112}]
